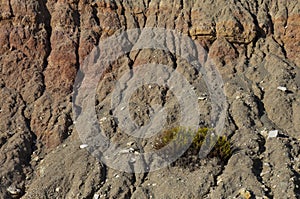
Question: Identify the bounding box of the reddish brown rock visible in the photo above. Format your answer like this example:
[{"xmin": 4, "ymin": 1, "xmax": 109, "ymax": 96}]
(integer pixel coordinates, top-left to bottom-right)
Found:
[{"xmin": 282, "ymin": 14, "xmax": 300, "ymax": 66}]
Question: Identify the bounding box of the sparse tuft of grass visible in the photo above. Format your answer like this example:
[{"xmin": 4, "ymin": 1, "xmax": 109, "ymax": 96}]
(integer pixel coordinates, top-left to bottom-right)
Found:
[{"xmin": 154, "ymin": 126, "xmax": 232, "ymax": 168}]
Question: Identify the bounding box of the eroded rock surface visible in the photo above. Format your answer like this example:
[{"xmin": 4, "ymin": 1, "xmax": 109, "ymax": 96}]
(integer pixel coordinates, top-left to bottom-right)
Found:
[{"xmin": 0, "ymin": 0, "xmax": 299, "ymax": 198}]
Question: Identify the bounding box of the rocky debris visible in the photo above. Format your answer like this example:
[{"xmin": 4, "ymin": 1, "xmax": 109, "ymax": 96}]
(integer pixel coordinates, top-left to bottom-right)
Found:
[
  {"xmin": 22, "ymin": 137, "xmax": 105, "ymax": 199},
  {"xmin": 260, "ymin": 138, "xmax": 300, "ymax": 199},
  {"xmin": 0, "ymin": 0, "xmax": 299, "ymax": 198}
]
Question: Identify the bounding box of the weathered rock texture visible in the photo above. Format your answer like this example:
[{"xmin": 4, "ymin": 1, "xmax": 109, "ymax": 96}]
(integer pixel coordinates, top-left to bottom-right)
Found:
[{"xmin": 0, "ymin": 0, "xmax": 299, "ymax": 198}]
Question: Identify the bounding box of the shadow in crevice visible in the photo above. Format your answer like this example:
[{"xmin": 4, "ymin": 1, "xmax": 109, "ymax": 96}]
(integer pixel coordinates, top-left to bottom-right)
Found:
[{"xmin": 252, "ymin": 157, "xmax": 273, "ymax": 199}]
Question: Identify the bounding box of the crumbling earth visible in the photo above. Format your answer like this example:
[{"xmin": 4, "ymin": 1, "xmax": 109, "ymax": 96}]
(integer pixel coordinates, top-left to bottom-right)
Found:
[{"xmin": 0, "ymin": 0, "xmax": 299, "ymax": 198}]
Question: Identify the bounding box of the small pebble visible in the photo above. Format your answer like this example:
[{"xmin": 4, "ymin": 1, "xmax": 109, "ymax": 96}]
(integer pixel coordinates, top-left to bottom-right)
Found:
[
  {"xmin": 268, "ymin": 130, "xmax": 279, "ymax": 138},
  {"xmin": 126, "ymin": 141, "xmax": 135, "ymax": 146},
  {"xmin": 99, "ymin": 117, "xmax": 107, "ymax": 122},
  {"xmin": 114, "ymin": 174, "xmax": 120, "ymax": 178},
  {"xmin": 80, "ymin": 144, "xmax": 88, "ymax": 149},
  {"xmin": 260, "ymin": 171, "xmax": 270, "ymax": 176},
  {"xmin": 93, "ymin": 194, "xmax": 100, "ymax": 199},
  {"xmin": 277, "ymin": 86, "xmax": 287, "ymax": 92},
  {"xmin": 129, "ymin": 148, "xmax": 135, "ymax": 153},
  {"xmin": 263, "ymin": 162, "xmax": 270, "ymax": 167},
  {"xmin": 33, "ymin": 156, "xmax": 39, "ymax": 162},
  {"xmin": 7, "ymin": 186, "xmax": 21, "ymax": 195},
  {"xmin": 238, "ymin": 188, "xmax": 251, "ymax": 199},
  {"xmin": 198, "ymin": 97, "xmax": 207, "ymax": 100},
  {"xmin": 217, "ymin": 176, "xmax": 223, "ymax": 185},
  {"xmin": 119, "ymin": 149, "xmax": 130, "ymax": 154}
]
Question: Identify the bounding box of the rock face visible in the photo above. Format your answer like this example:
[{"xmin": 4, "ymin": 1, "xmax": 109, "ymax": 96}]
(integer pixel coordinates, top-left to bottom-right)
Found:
[{"xmin": 0, "ymin": 0, "xmax": 299, "ymax": 198}]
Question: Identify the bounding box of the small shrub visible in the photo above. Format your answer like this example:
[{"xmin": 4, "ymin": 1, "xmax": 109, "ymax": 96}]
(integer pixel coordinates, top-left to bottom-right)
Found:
[{"xmin": 153, "ymin": 126, "xmax": 232, "ymax": 168}]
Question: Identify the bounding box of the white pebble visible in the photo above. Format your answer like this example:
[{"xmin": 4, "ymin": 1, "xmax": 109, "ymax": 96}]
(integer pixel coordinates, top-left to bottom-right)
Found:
[
  {"xmin": 7, "ymin": 186, "xmax": 21, "ymax": 195},
  {"xmin": 268, "ymin": 130, "xmax": 279, "ymax": 138},
  {"xmin": 277, "ymin": 86, "xmax": 287, "ymax": 92},
  {"xmin": 198, "ymin": 97, "xmax": 207, "ymax": 100},
  {"xmin": 114, "ymin": 174, "xmax": 120, "ymax": 178},
  {"xmin": 129, "ymin": 148, "xmax": 135, "ymax": 153},
  {"xmin": 217, "ymin": 176, "xmax": 223, "ymax": 185},
  {"xmin": 119, "ymin": 149, "xmax": 130, "ymax": 154},
  {"xmin": 99, "ymin": 117, "xmax": 107, "ymax": 122},
  {"xmin": 93, "ymin": 194, "xmax": 100, "ymax": 199},
  {"xmin": 33, "ymin": 156, "xmax": 39, "ymax": 162},
  {"xmin": 80, "ymin": 144, "xmax": 88, "ymax": 149}
]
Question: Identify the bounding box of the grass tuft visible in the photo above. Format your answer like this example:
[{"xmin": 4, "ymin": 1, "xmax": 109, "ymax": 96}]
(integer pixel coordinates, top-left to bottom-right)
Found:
[{"xmin": 154, "ymin": 126, "xmax": 232, "ymax": 168}]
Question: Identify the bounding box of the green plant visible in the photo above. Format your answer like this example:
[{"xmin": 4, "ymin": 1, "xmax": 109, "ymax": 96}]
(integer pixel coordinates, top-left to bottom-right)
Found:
[{"xmin": 154, "ymin": 126, "xmax": 232, "ymax": 163}]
